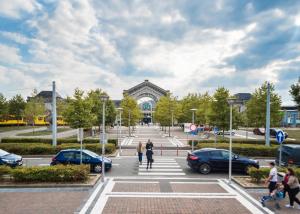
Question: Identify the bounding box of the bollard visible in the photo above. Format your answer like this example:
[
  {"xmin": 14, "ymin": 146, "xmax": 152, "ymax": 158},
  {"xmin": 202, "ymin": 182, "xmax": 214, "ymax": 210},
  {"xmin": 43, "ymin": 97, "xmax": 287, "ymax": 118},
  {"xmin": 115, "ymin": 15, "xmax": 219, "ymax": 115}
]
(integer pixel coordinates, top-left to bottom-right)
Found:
[
  {"xmin": 177, "ymin": 145, "xmax": 178, "ymax": 156},
  {"xmin": 161, "ymin": 144, "xmax": 162, "ymax": 156}
]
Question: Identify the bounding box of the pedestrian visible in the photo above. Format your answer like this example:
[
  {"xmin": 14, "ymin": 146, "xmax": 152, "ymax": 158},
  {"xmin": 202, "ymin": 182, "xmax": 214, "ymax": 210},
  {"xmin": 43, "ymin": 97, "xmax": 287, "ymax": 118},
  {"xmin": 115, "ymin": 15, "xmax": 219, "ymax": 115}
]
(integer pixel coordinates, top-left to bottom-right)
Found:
[
  {"xmin": 265, "ymin": 162, "xmax": 278, "ymax": 195},
  {"xmin": 282, "ymin": 171, "xmax": 290, "ymax": 198},
  {"xmin": 285, "ymin": 168, "xmax": 300, "ymax": 209},
  {"xmin": 136, "ymin": 142, "xmax": 144, "ymax": 165},
  {"xmin": 146, "ymin": 140, "xmax": 154, "ymax": 170},
  {"xmin": 260, "ymin": 183, "xmax": 284, "ymax": 209},
  {"xmin": 146, "ymin": 139, "xmax": 153, "ymax": 150}
]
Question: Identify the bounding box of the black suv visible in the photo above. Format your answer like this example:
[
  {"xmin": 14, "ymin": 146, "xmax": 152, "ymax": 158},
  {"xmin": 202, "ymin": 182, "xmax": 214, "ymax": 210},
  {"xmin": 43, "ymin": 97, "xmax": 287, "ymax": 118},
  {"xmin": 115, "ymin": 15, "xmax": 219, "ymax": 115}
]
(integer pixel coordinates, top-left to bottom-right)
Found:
[
  {"xmin": 187, "ymin": 148, "xmax": 259, "ymax": 174},
  {"xmin": 276, "ymin": 144, "xmax": 300, "ymax": 167}
]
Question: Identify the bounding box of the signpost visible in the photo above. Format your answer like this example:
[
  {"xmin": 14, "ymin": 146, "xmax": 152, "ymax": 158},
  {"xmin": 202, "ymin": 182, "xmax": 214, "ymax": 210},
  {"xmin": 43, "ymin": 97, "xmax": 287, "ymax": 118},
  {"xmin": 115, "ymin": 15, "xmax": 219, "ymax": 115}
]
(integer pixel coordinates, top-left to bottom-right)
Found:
[
  {"xmin": 276, "ymin": 129, "xmax": 285, "ymax": 166},
  {"xmin": 190, "ymin": 124, "xmax": 197, "ymax": 152},
  {"xmin": 213, "ymin": 127, "xmax": 219, "ymax": 148}
]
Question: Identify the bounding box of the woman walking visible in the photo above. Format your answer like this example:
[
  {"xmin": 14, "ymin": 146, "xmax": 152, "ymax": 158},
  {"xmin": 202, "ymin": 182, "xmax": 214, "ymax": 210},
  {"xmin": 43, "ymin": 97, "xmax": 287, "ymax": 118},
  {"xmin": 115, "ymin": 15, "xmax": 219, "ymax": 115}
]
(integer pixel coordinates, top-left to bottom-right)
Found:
[
  {"xmin": 286, "ymin": 168, "xmax": 300, "ymax": 209},
  {"xmin": 146, "ymin": 140, "xmax": 154, "ymax": 170},
  {"xmin": 136, "ymin": 142, "xmax": 144, "ymax": 165}
]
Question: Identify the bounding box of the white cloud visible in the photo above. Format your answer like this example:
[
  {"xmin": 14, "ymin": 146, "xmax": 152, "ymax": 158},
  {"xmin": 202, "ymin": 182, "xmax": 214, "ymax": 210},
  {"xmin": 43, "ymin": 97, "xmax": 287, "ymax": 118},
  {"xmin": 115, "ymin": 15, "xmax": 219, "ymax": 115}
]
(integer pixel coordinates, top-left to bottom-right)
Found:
[
  {"xmin": 0, "ymin": 44, "xmax": 22, "ymax": 64},
  {"xmin": 161, "ymin": 10, "xmax": 185, "ymax": 24},
  {"xmin": 0, "ymin": 0, "xmax": 40, "ymax": 19},
  {"xmin": 0, "ymin": 32, "xmax": 29, "ymax": 44}
]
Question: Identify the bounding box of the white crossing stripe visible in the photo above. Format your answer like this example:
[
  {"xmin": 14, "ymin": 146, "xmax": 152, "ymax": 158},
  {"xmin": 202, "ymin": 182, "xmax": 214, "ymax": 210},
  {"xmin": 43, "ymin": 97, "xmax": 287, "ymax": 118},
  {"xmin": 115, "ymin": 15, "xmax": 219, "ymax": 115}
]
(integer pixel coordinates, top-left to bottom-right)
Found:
[
  {"xmin": 138, "ymin": 158, "xmax": 186, "ymax": 176},
  {"xmin": 139, "ymin": 168, "xmax": 183, "ymax": 172},
  {"xmin": 138, "ymin": 172, "xmax": 186, "ymax": 176}
]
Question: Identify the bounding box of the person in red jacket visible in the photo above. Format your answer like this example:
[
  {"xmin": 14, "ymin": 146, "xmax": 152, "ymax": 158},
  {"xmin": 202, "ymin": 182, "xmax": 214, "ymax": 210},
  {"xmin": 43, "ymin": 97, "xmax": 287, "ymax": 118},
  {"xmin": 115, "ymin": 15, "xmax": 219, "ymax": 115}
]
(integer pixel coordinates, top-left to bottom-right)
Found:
[{"xmin": 282, "ymin": 172, "xmax": 290, "ymax": 198}]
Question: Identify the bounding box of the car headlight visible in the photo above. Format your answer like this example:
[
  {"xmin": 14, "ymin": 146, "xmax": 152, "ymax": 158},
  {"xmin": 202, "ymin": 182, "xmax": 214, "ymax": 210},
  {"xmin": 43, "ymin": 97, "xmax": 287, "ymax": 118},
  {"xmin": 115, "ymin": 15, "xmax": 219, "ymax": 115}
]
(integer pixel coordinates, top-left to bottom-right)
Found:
[{"xmin": 2, "ymin": 159, "xmax": 15, "ymax": 164}]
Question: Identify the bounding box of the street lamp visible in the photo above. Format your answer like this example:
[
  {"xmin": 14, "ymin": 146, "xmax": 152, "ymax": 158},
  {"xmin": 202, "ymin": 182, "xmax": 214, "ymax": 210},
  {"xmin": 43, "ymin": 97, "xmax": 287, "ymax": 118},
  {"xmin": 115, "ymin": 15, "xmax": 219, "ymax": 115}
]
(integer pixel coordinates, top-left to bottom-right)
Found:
[
  {"xmin": 227, "ymin": 97, "xmax": 238, "ymax": 185},
  {"xmin": 116, "ymin": 107, "xmax": 123, "ymax": 155},
  {"xmin": 100, "ymin": 94, "xmax": 109, "ymax": 183},
  {"xmin": 190, "ymin": 108, "xmax": 197, "ymax": 151}
]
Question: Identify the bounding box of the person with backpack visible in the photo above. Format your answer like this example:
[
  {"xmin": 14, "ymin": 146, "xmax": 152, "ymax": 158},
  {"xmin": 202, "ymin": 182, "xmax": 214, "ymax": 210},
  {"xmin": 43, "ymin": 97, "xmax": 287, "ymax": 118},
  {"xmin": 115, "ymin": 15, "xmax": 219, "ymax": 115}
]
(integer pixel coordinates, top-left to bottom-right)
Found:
[
  {"xmin": 286, "ymin": 168, "xmax": 300, "ymax": 209},
  {"xmin": 145, "ymin": 139, "xmax": 154, "ymax": 170}
]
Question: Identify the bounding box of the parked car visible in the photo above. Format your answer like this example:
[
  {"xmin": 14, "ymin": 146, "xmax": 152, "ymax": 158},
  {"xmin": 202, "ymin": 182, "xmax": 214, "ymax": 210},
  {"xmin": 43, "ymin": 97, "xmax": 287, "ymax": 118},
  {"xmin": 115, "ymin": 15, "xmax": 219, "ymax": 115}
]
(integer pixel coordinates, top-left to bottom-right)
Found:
[
  {"xmin": 0, "ymin": 149, "xmax": 23, "ymax": 167},
  {"xmin": 216, "ymin": 130, "xmax": 235, "ymax": 136},
  {"xmin": 50, "ymin": 149, "xmax": 112, "ymax": 173},
  {"xmin": 187, "ymin": 148, "xmax": 259, "ymax": 174},
  {"xmin": 276, "ymin": 144, "xmax": 300, "ymax": 167},
  {"xmin": 253, "ymin": 128, "xmax": 288, "ymax": 139}
]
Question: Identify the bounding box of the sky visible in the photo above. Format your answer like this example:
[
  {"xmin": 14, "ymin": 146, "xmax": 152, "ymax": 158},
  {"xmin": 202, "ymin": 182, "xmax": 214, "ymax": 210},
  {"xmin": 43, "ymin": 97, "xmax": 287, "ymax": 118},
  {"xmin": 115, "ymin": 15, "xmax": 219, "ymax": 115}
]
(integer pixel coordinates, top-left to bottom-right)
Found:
[{"xmin": 0, "ymin": 0, "xmax": 299, "ymax": 105}]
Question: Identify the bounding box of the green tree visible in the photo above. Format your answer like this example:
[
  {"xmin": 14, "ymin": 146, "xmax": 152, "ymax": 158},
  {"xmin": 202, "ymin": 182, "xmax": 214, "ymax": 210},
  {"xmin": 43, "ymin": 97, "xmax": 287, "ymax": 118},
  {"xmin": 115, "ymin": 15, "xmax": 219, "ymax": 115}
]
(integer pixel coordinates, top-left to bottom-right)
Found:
[
  {"xmin": 246, "ymin": 82, "xmax": 282, "ymax": 127},
  {"xmin": 120, "ymin": 94, "xmax": 141, "ymax": 136},
  {"xmin": 8, "ymin": 94, "xmax": 26, "ymax": 120},
  {"xmin": 177, "ymin": 93, "xmax": 202, "ymax": 123},
  {"xmin": 87, "ymin": 89, "xmax": 116, "ymax": 129},
  {"xmin": 154, "ymin": 94, "xmax": 179, "ymax": 135},
  {"xmin": 196, "ymin": 92, "xmax": 213, "ymax": 125},
  {"xmin": 208, "ymin": 87, "xmax": 241, "ymax": 135},
  {"xmin": 63, "ymin": 89, "xmax": 95, "ymax": 129},
  {"xmin": 290, "ymin": 77, "xmax": 300, "ymax": 110},
  {"xmin": 23, "ymin": 95, "xmax": 46, "ymax": 132},
  {"xmin": 0, "ymin": 93, "xmax": 8, "ymax": 119}
]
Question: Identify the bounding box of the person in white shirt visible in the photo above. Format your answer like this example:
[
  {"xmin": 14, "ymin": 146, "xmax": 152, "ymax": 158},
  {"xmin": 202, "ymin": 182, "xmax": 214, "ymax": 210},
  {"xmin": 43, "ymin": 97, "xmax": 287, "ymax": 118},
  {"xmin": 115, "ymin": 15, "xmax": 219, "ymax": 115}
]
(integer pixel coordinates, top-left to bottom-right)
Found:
[{"xmin": 265, "ymin": 162, "xmax": 278, "ymax": 194}]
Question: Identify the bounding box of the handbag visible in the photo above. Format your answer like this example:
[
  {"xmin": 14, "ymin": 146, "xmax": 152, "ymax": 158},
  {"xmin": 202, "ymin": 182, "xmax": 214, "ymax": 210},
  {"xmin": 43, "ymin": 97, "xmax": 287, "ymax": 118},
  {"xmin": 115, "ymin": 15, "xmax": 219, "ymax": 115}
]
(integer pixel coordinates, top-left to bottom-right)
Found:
[{"xmin": 151, "ymin": 158, "xmax": 154, "ymax": 163}]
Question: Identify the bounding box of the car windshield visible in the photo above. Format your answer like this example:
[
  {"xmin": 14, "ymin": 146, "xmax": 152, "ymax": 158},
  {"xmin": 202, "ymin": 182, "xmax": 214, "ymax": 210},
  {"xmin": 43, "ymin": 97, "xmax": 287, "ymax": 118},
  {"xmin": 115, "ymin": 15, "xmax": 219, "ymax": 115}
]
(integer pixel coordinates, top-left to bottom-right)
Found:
[
  {"xmin": 0, "ymin": 149, "xmax": 9, "ymax": 157},
  {"xmin": 84, "ymin": 150, "xmax": 100, "ymax": 158}
]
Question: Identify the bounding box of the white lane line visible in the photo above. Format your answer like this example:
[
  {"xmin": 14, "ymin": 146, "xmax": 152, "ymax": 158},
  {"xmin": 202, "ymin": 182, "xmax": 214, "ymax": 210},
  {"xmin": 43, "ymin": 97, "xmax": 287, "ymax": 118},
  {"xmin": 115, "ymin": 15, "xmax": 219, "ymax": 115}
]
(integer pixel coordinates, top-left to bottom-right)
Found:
[
  {"xmin": 234, "ymin": 134, "xmax": 256, "ymax": 139},
  {"xmin": 78, "ymin": 180, "xmax": 104, "ymax": 214},
  {"xmin": 139, "ymin": 165, "xmax": 181, "ymax": 168},
  {"xmin": 167, "ymin": 137, "xmax": 178, "ymax": 146},
  {"xmin": 112, "ymin": 164, "xmax": 120, "ymax": 166},
  {"xmin": 139, "ymin": 163, "xmax": 178, "ymax": 166},
  {"xmin": 114, "ymin": 181, "xmax": 159, "ymax": 184},
  {"xmin": 170, "ymin": 182, "xmax": 219, "ymax": 184},
  {"xmin": 138, "ymin": 172, "xmax": 185, "ymax": 176},
  {"xmin": 139, "ymin": 169, "xmax": 183, "ymax": 172},
  {"xmin": 38, "ymin": 164, "xmax": 50, "ymax": 166},
  {"xmin": 90, "ymin": 179, "xmax": 114, "ymax": 214}
]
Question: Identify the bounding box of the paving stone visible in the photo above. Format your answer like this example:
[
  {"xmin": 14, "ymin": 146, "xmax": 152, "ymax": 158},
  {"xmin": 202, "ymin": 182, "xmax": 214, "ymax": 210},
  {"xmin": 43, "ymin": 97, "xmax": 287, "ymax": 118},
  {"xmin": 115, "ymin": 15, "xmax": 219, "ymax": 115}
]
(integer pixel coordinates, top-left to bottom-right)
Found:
[
  {"xmin": 102, "ymin": 197, "xmax": 252, "ymax": 214},
  {"xmin": 171, "ymin": 183, "xmax": 228, "ymax": 193},
  {"xmin": 112, "ymin": 183, "xmax": 160, "ymax": 192}
]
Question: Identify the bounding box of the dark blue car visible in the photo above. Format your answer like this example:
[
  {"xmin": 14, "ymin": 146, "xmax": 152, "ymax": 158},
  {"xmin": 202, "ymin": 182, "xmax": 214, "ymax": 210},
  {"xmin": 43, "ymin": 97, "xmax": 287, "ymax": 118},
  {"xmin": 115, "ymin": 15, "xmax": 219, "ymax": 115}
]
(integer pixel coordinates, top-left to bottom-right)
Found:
[
  {"xmin": 0, "ymin": 149, "xmax": 23, "ymax": 167},
  {"xmin": 187, "ymin": 148, "xmax": 259, "ymax": 174},
  {"xmin": 51, "ymin": 149, "xmax": 112, "ymax": 173}
]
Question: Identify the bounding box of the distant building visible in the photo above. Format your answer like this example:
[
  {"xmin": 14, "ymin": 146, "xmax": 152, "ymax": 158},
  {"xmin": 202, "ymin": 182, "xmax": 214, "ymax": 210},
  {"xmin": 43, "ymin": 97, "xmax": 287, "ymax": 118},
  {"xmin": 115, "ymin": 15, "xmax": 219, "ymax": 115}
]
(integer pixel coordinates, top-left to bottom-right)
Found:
[
  {"xmin": 281, "ymin": 106, "xmax": 300, "ymax": 127},
  {"xmin": 234, "ymin": 93, "xmax": 252, "ymax": 112},
  {"xmin": 27, "ymin": 91, "xmax": 63, "ymax": 111}
]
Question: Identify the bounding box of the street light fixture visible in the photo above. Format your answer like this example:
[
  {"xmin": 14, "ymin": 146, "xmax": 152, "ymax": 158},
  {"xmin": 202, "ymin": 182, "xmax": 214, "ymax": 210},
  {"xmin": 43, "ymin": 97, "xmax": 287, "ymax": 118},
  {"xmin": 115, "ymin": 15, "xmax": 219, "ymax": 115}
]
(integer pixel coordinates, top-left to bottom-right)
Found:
[
  {"xmin": 100, "ymin": 94, "xmax": 109, "ymax": 183},
  {"xmin": 227, "ymin": 97, "xmax": 238, "ymax": 185},
  {"xmin": 116, "ymin": 107, "xmax": 123, "ymax": 155},
  {"xmin": 190, "ymin": 108, "xmax": 197, "ymax": 151}
]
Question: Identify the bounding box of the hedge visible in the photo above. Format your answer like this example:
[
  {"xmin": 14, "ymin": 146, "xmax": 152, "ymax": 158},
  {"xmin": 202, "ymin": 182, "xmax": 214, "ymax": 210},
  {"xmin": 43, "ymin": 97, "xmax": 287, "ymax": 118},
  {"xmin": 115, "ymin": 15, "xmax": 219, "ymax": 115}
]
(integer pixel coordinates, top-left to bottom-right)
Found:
[
  {"xmin": 0, "ymin": 143, "xmax": 116, "ymax": 155},
  {"xmin": 196, "ymin": 143, "xmax": 278, "ymax": 157},
  {"xmin": 248, "ymin": 167, "xmax": 300, "ymax": 183},
  {"xmin": 11, "ymin": 165, "xmax": 89, "ymax": 183},
  {"xmin": 1, "ymin": 138, "xmax": 118, "ymax": 146},
  {"xmin": 189, "ymin": 139, "xmax": 300, "ymax": 146},
  {"xmin": 0, "ymin": 165, "xmax": 11, "ymax": 178}
]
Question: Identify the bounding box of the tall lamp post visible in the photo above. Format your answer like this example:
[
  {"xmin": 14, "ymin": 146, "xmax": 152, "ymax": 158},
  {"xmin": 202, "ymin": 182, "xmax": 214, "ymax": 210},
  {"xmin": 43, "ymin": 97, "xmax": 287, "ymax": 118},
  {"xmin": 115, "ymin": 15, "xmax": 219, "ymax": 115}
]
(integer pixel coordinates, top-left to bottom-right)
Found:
[
  {"xmin": 227, "ymin": 98, "xmax": 238, "ymax": 185},
  {"xmin": 117, "ymin": 107, "xmax": 123, "ymax": 155},
  {"xmin": 190, "ymin": 108, "xmax": 197, "ymax": 151},
  {"xmin": 100, "ymin": 94, "xmax": 109, "ymax": 183}
]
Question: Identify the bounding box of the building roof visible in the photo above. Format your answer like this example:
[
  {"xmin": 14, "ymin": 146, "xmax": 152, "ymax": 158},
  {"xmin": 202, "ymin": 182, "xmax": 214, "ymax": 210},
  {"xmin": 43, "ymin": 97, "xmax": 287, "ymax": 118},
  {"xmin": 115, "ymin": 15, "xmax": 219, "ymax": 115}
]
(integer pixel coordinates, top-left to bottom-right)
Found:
[
  {"xmin": 123, "ymin": 80, "xmax": 169, "ymax": 96},
  {"xmin": 234, "ymin": 93, "xmax": 252, "ymax": 101},
  {"xmin": 37, "ymin": 91, "xmax": 62, "ymax": 99},
  {"xmin": 281, "ymin": 106, "xmax": 298, "ymax": 111},
  {"xmin": 113, "ymin": 100, "xmax": 121, "ymax": 107}
]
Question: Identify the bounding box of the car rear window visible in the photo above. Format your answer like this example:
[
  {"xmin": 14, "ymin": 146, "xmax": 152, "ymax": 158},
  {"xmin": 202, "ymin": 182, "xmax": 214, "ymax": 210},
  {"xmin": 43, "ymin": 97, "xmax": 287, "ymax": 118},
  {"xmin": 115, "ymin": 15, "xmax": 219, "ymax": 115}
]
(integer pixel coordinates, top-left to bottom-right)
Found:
[{"xmin": 193, "ymin": 151, "xmax": 208, "ymax": 157}]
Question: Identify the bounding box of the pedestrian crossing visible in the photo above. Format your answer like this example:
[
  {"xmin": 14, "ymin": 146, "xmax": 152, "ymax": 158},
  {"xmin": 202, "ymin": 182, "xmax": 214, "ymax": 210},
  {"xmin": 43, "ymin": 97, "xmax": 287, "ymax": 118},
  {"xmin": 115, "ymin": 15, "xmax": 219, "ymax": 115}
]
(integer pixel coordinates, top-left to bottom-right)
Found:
[{"xmin": 138, "ymin": 158, "xmax": 186, "ymax": 176}]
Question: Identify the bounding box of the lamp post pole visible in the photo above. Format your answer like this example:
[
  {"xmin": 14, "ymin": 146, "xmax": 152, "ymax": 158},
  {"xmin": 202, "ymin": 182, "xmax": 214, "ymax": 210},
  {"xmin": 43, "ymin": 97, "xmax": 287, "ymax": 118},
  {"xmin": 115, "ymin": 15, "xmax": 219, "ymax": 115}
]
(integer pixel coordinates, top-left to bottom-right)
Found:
[
  {"xmin": 190, "ymin": 108, "xmax": 197, "ymax": 152},
  {"xmin": 227, "ymin": 98, "xmax": 237, "ymax": 185},
  {"xmin": 117, "ymin": 108, "xmax": 123, "ymax": 155},
  {"xmin": 100, "ymin": 95, "xmax": 108, "ymax": 183},
  {"xmin": 128, "ymin": 110, "xmax": 131, "ymax": 137},
  {"xmin": 266, "ymin": 82, "xmax": 271, "ymax": 147}
]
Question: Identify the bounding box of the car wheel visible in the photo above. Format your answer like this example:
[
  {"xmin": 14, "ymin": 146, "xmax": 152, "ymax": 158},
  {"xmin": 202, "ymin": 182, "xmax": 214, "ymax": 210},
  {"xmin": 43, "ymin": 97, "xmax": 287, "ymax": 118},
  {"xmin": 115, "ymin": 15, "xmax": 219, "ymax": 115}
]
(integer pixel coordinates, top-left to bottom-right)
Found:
[
  {"xmin": 199, "ymin": 163, "xmax": 211, "ymax": 174},
  {"xmin": 93, "ymin": 164, "xmax": 102, "ymax": 173},
  {"xmin": 244, "ymin": 165, "xmax": 251, "ymax": 174}
]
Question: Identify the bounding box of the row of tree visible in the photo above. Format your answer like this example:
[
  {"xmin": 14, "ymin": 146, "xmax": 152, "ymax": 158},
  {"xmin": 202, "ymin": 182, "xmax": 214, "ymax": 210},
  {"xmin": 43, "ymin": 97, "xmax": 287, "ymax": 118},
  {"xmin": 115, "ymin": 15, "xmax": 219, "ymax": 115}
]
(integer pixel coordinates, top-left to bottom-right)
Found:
[{"xmin": 154, "ymin": 81, "xmax": 290, "ymax": 133}]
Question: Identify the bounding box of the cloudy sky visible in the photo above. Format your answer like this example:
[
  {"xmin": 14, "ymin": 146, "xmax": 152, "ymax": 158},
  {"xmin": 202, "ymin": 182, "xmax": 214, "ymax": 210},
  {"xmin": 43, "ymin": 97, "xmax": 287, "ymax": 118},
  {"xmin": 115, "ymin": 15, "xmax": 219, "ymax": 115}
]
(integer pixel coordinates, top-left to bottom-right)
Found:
[{"xmin": 0, "ymin": 0, "xmax": 299, "ymax": 105}]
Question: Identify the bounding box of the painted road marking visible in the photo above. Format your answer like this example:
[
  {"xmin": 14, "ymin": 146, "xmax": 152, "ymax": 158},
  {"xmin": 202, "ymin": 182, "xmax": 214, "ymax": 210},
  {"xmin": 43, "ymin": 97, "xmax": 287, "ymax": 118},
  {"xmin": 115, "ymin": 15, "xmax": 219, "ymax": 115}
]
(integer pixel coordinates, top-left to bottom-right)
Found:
[
  {"xmin": 139, "ymin": 168, "xmax": 183, "ymax": 172},
  {"xmin": 138, "ymin": 172, "xmax": 186, "ymax": 176}
]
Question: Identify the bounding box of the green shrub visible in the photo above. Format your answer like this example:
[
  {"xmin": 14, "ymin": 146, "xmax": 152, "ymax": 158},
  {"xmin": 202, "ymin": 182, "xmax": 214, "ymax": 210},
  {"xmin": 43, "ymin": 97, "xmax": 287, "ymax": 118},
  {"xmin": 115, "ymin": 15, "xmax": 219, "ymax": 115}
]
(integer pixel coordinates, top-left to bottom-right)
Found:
[
  {"xmin": 1, "ymin": 138, "xmax": 118, "ymax": 145},
  {"xmin": 11, "ymin": 165, "xmax": 89, "ymax": 183},
  {"xmin": 189, "ymin": 139, "xmax": 300, "ymax": 146},
  {"xmin": 248, "ymin": 167, "xmax": 270, "ymax": 183},
  {"xmin": 196, "ymin": 143, "xmax": 278, "ymax": 157},
  {"xmin": 0, "ymin": 165, "xmax": 11, "ymax": 177},
  {"xmin": 0, "ymin": 143, "xmax": 116, "ymax": 155}
]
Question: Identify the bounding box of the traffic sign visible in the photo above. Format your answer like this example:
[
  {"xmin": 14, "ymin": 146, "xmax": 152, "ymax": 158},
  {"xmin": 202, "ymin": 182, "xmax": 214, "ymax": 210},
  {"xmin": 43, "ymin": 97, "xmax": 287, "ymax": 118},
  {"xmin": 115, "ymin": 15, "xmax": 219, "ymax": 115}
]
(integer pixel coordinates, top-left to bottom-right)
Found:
[
  {"xmin": 190, "ymin": 124, "xmax": 197, "ymax": 131},
  {"xmin": 276, "ymin": 130, "xmax": 285, "ymax": 144},
  {"xmin": 213, "ymin": 127, "xmax": 219, "ymax": 135}
]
